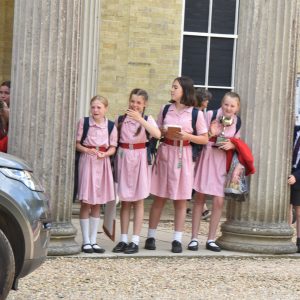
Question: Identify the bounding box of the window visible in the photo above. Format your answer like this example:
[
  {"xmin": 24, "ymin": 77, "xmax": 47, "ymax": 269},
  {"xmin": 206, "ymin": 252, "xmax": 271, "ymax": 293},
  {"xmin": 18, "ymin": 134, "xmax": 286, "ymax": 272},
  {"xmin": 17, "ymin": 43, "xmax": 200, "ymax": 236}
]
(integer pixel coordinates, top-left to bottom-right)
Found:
[{"xmin": 180, "ymin": 0, "xmax": 239, "ymax": 109}]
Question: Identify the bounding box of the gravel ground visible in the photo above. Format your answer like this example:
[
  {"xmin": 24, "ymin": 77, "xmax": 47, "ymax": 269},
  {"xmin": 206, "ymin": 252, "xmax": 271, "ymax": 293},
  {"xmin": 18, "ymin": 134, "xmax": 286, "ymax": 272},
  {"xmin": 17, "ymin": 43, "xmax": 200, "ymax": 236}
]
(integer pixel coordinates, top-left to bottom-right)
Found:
[
  {"xmin": 7, "ymin": 208, "xmax": 299, "ymax": 300},
  {"xmin": 7, "ymin": 256, "xmax": 300, "ymax": 300}
]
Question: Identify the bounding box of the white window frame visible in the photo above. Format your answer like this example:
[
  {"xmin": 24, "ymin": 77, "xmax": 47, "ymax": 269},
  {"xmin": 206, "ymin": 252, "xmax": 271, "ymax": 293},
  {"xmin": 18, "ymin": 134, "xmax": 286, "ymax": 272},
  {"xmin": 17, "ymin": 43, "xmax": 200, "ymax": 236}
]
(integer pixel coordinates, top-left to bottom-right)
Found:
[{"xmin": 179, "ymin": 0, "xmax": 240, "ymax": 90}]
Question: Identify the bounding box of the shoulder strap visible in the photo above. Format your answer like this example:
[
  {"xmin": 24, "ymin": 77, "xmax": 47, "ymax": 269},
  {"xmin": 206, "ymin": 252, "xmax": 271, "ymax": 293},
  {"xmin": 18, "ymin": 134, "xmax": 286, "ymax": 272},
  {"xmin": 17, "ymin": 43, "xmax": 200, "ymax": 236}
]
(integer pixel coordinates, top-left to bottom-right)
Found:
[
  {"xmin": 107, "ymin": 119, "xmax": 115, "ymax": 147},
  {"xmin": 118, "ymin": 115, "xmax": 125, "ymax": 125},
  {"xmin": 191, "ymin": 107, "xmax": 199, "ymax": 135},
  {"xmin": 162, "ymin": 104, "xmax": 171, "ymax": 121},
  {"xmin": 143, "ymin": 115, "xmax": 150, "ymax": 139},
  {"xmin": 80, "ymin": 117, "xmax": 90, "ymax": 145},
  {"xmin": 211, "ymin": 109, "xmax": 218, "ymax": 123},
  {"xmin": 235, "ymin": 116, "xmax": 241, "ymax": 135},
  {"xmin": 107, "ymin": 119, "xmax": 114, "ymax": 136}
]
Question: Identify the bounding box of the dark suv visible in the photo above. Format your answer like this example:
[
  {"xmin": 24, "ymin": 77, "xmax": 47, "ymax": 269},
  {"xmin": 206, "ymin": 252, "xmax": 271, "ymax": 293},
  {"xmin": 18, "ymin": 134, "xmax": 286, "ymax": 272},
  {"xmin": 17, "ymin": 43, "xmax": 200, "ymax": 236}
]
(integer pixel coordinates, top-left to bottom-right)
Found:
[{"xmin": 0, "ymin": 152, "xmax": 51, "ymax": 299}]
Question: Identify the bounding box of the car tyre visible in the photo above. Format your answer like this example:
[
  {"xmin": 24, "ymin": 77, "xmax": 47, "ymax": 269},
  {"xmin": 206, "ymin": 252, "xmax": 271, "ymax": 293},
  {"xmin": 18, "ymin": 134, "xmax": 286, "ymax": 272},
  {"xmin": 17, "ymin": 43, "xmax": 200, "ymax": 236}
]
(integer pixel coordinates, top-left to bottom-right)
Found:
[{"xmin": 0, "ymin": 229, "xmax": 15, "ymax": 300}]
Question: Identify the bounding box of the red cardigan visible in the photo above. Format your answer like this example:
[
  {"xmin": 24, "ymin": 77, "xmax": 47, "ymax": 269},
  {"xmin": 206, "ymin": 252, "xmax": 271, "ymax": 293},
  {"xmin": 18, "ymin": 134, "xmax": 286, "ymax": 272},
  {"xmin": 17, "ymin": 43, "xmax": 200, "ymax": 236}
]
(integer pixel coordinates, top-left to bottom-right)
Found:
[
  {"xmin": 0, "ymin": 135, "xmax": 8, "ymax": 153},
  {"xmin": 226, "ymin": 138, "xmax": 255, "ymax": 175}
]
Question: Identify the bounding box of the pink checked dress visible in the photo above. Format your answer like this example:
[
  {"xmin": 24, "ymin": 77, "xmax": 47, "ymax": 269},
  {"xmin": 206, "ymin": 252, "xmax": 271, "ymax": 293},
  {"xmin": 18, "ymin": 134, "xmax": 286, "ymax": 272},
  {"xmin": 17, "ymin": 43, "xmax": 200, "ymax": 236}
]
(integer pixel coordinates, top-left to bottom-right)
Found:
[
  {"xmin": 77, "ymin": 117, "xmax": 118, "ymax": 205},
  {"xmin": 193, "ymin": 108, "xmax": 241, "ymax": 197},
  {"xmin": 115, "ymin": 115, "xmax": 158, "ymax": 201},
  {"xmin": 151, "ymin": 104, "xmax": 207, "ymax": 200}
]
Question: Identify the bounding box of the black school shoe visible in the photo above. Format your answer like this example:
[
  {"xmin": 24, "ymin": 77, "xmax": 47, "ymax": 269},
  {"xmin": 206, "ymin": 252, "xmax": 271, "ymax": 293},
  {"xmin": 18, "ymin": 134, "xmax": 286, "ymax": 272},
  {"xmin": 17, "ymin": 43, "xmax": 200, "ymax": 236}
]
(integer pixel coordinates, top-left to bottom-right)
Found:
[
  {"xmin": 297, "ymin": 238, "xmax": 300, "ymax": 253},
  {"xmin": 206, "ymin": 241, "xmax": 221, "ymax": 252},
  {"xmin": 112, "ymin": 241, "xmax": 128, "ymax": 253},
  {"xmin": 144, "ymin": 237, "xmax": 156, "ymax": 250},
  {"xmin": 171, "ymin": 240, "xmax": 182, "ymax": 253},
  {"xmin": 81, "ymin": 243, "xmax": 93, "ymax": 253},
  {"xmin": 188, "ymin": 240, "xmax": 199, "ymax": 251},
  {"xmin": 124, "ymin": 242, "xmax": 139, "ymax": 254},
  {"xmin": 92, "ymin": 244, "xmax": 105, "ymax": 253}
]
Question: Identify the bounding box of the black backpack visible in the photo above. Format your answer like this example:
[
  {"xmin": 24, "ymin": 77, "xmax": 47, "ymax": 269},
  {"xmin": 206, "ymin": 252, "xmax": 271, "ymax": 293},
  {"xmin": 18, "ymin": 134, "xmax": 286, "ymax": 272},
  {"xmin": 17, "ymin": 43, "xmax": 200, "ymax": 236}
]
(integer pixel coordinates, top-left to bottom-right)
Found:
[
  {"xmin": 148, "ymin": 104, "xmax": 201, "ymax": 162},
  {"xmin": 73, "ymin": 117, "xmax": 115, "ymax": 201}
]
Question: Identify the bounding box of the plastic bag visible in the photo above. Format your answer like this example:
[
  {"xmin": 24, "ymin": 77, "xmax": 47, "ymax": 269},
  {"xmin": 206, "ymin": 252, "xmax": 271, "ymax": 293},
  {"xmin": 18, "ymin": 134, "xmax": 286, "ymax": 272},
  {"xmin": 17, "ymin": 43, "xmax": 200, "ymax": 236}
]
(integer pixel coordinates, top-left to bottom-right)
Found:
[{"xmin": 225, "ymin": 153, "xmax": 248, "ymax": 201}]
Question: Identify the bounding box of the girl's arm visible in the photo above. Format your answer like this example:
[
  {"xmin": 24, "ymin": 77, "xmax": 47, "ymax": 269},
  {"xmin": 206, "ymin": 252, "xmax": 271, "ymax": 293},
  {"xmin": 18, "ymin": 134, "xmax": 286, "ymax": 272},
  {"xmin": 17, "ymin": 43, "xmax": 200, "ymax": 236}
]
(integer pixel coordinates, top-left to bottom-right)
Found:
[
  {"xmin": 76, "ymin": 141, "xmax": 98, "ymax": 156},
  {"xmin": 126, "ymin": 109, "xmax": 161, "ymax": 139},
  {"xmin": 175, "ymin": 109, "xmax": 208, "ymax": 144},
  {"xmin": 176, "ymin": 131, "xmax": 208, "ymax": 144},
  {"xmin": 97, "ymin": 146, "xmax": 116, "ymax": 159}
]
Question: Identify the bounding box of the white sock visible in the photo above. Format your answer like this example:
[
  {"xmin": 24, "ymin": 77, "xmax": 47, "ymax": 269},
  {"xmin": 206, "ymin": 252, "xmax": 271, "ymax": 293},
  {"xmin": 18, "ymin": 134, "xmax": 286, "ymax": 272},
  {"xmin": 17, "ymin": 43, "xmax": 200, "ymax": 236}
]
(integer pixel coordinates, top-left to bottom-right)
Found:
[
  {"xmin": 132, "ymin": 235, "xmax": 140, "ymax": 246},
  {"xmin": 120, "ymin": 234, "xmax": 128, "ymax": 243},
  {"xmin": 80, "ymin": 218, "xmax": 90, "ymax": 245},
  {"xmin": 189, "ymin": 238, "xmax": 198, "ymax": 247},
  {"xmin": 207, "ymin": 239, "xmax": 218, "ymax": 247},
  {"xmin": 173, "ymin": 231, "xmax": 182, "ymax": 243},
  {"xmin": 89, "ymin": 216, "xmax": 100, "ymax": 245},
  {"xmin": 147, "ymin": 228, "xmax": 156, "ymax": 238}
]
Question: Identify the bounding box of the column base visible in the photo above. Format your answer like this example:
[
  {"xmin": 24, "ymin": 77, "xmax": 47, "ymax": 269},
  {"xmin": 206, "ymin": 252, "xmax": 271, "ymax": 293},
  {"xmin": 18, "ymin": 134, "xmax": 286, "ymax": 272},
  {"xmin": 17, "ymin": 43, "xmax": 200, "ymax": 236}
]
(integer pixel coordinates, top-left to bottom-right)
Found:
[
  {"xmin": 217, "ymin": 221, "xmax": 297, "ymax": 254},
  {"xmin": 48, "ymin": 222, "xmax": 81, "ymax": 256}
]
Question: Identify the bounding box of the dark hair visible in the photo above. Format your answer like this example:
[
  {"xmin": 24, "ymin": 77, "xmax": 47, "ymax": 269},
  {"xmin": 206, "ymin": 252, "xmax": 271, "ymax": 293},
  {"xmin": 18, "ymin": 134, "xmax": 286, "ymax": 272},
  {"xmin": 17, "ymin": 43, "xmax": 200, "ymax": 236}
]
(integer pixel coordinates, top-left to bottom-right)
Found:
[
  {"xmin": 118, "ymin": 88, "xmax": 149, "ymax": 137},
  {"xmin": 128, "ymin": 88, "xmax": 148, "ymax": 102},
  {"xmin": 1, "ymin": 81, "xmax": 11, "ymax": 89},
  {"xmin": 195, "ymin": 88, "xmax": 212, "ymax": 107},
  {"xmin": 170, "ymin": 76, "xmax": 195, "ymax": 107},
  {"xmin": 0, "ymin": 100, "xmax": 8, "ymax": 138}
]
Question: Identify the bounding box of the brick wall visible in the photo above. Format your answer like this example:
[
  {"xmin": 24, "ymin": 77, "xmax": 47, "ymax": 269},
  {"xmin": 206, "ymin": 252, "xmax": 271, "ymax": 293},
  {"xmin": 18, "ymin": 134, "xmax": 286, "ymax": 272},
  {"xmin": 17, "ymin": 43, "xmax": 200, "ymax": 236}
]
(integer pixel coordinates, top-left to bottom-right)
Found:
[
  {"xmin": 0, "ymin": 0, "xmax": 14, "ymax": 84},
  {"xmin": 98, "ymin": 0, "xmax": 182, "ymax": 119}
]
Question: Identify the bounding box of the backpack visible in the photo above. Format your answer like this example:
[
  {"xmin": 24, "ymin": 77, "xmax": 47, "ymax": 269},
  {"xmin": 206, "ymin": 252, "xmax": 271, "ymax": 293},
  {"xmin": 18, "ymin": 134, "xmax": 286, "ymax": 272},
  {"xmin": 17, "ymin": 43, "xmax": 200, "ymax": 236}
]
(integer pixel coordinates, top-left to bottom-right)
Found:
[
  {"xmin": 148, "ymin": 104, "xmax": 201, "ymax": 162},
  {"xmin": 73, "ymin": 117, "xmax": 115, "ymax": 201},
  {"xmin": 211, "ymin": 110, "xmax": 241, "ymax": 136}
]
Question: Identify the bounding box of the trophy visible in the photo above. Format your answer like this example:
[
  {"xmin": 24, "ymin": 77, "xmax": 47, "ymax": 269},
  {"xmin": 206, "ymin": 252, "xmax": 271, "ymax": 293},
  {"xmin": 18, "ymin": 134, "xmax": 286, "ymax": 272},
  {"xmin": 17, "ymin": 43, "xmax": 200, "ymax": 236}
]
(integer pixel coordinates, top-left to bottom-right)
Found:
[{"xmin": 215, "ymin": 116, "xmax": 233, "ymax": 146}]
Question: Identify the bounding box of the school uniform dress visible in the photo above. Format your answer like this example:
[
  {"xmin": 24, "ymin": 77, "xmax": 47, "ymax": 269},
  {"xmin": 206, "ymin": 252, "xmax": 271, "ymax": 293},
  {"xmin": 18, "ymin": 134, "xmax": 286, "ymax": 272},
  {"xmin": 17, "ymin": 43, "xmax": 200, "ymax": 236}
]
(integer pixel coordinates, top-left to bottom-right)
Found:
[
  {"xmin": 193, "ymin": 108, "xmax": 240, "ymax": 197},
  {"xmin": 151, "ymin": 104, "xmax": 207, "ymax": 200},
  {"xmin": 116, "ymin": 115, "xmax": 158, "ymax": 201},
  {"xmin": 76, "ymin": 117, "xmax": 118, "ymax": 205},
  {"xmin": 291, "ymin": 126, "xmax": 300, "ymax": 206}
]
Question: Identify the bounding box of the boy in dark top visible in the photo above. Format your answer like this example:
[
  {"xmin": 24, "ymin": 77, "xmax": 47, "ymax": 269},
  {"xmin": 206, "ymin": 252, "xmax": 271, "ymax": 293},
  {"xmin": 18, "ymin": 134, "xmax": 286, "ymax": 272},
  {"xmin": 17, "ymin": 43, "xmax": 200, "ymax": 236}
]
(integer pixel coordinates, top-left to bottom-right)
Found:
[{"xmin": 288, "ymin": 125, "xmax": 300, "ymax": 253}]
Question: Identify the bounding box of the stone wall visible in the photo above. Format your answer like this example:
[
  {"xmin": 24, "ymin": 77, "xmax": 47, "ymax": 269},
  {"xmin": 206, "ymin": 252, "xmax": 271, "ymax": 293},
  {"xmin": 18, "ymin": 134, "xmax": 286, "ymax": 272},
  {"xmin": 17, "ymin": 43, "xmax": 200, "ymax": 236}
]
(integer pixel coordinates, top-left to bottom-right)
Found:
[
  {"xmin": 98, "ymin": 0, "xmax": 182, "ymax": 119},
  {"xmin": 0, "ymin": 0, "xmax": 14, "ymax": 83}
]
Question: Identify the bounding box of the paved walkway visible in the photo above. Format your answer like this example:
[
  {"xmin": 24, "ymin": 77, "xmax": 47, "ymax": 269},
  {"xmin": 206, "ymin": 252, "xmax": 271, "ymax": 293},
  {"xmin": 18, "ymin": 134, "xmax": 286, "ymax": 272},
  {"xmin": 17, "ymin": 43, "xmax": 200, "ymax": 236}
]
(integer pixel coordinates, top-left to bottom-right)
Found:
[{"xmin": 70, "ymin": 200, "xmax": 300, "ymax": 258}]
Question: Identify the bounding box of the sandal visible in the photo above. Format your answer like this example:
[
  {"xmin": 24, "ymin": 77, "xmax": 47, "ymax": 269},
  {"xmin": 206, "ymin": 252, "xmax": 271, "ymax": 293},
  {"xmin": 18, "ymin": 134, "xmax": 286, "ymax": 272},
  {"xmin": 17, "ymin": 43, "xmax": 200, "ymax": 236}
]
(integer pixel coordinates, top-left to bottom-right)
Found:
[
  {"xmin": 188, "ymin": 240, "xmax": 199, "ymax": 251},
  {"xmin": 92, "ymin": 243, "xmax": 105, "ymax": 254},
  {"xmin": 81, "ymin": 243, "xmax": 93, "ymax": 253}
]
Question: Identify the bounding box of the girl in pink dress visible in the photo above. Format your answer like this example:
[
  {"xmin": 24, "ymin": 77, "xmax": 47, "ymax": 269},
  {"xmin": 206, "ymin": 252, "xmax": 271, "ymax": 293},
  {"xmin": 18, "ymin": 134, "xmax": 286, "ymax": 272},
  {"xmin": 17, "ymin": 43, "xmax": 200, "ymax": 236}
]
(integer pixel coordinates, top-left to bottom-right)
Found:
[
  {"xmin": 145, "ymin": 76, "xmax": 208, "ymax": 253},
  {"xmin": 76, "ymin": 95, "xmax": 118, "ymax": 254},
  {"xmin": 112, "ymin": 89, "xmax": 161, "ymax": 254},
  {"xmin": 189, "ymin": 92, "xmax": 241, "ymax": 252}
]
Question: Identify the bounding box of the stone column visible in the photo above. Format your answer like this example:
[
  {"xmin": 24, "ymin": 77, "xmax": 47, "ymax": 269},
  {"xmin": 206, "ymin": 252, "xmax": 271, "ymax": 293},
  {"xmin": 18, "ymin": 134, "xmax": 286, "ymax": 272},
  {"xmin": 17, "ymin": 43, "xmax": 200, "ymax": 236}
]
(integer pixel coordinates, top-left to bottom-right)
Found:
[
  {"xmin": 77, "ymin": 0, "xmax": 100, "ymax": 119},
  {"xmin": 217, "ymin": 0, "xmax": 299, "ymax": 254},
  {"xmin": 9, "ymin": 0, "xmax": 82, "ymax": 255}
]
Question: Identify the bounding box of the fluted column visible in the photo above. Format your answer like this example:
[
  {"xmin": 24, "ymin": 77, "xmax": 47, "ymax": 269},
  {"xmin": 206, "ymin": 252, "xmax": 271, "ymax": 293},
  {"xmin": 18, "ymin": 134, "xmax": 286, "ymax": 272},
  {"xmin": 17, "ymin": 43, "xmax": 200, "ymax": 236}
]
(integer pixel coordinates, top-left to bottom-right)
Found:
[
  {"xmin": 217, "ymin": 0, "xmax": 299, "ymax": 254},
  {"xmin": 77, "ymin": 0, "xmax": 100, "ymax": 119},
  {"xmin": 9, "ymin": 1, "xmax": 82, "ymax": 255}
]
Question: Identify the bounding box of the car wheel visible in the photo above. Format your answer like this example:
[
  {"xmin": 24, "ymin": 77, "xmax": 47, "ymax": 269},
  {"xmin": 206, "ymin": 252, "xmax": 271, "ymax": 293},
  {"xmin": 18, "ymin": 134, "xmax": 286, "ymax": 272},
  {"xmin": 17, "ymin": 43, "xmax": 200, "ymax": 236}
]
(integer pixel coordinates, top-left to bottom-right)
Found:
[{"xmin": 0, "ymin": 229, "xmax": 15, "ymax": 300}]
